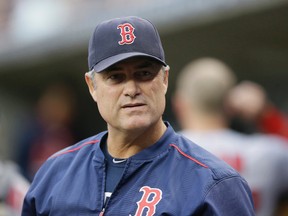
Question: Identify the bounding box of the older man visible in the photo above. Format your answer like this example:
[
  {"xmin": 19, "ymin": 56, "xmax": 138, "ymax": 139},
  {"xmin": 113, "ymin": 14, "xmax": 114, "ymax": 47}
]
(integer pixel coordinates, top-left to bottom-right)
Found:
[{"xmin": 22, "ymin": 16, "xmax": 255, "ymax": 216}]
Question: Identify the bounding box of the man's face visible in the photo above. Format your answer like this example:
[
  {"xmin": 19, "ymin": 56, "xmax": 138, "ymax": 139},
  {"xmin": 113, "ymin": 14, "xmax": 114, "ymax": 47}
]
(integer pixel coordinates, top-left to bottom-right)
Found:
[{"xmin": 86, "ymin": 57, "xmax": 169, "ymax": 133}]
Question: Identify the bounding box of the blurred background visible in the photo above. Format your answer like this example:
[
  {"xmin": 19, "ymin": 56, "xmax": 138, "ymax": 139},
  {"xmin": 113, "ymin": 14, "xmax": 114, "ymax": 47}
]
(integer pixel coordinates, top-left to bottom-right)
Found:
[{"xmin": 0, "ymin": 0, "xmax": 288, "ymax": 214}]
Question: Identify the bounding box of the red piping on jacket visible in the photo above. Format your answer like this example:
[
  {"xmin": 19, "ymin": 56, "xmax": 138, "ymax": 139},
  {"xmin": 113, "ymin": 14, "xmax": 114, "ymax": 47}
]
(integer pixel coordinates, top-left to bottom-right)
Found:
[
  {"xmin": 170, "ymin": 144, "xmax": 208, "ymax": 168},
  {"xmin": 51, "ymin": 140, "xmax": 100, "ymax": 158}
]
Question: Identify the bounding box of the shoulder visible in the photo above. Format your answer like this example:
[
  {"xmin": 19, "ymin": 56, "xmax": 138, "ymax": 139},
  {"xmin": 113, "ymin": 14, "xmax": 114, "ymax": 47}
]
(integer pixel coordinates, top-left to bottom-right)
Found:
[
  {"xmin": 32, "ymin": 132, "xmax": 106, "ymax": 182},
  {"xmin": 171, "ymin": 134, "xmax": 241, "ymax": 180},
  {"xmin": 49, "ymin": 132, "xmax": 104, "ymax": 159},
  {"xmin": 23, "ymin": 132, "xmax": 106, "ymax": 213},
  {"xmin": 169, "ymin": 134, "xmax": 254, "ymax": 213}
]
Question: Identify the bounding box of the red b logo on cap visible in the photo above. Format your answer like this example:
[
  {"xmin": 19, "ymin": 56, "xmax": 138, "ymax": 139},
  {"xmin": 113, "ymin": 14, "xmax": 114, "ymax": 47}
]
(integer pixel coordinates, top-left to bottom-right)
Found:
[{"xmin": 117, "ymin": 23, "xmax": 136, "ymax": 45}]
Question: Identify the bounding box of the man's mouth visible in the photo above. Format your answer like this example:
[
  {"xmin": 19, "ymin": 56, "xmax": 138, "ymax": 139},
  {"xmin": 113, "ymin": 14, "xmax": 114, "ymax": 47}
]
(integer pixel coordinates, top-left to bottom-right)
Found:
[{"xmin": 122, "ymin": 103, "xmax": 145, "ymax": 108}]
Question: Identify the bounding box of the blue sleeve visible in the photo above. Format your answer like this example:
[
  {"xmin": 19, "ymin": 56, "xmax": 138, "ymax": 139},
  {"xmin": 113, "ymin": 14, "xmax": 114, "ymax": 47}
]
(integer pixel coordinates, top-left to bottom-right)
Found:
[
  {"xmin": 202, "ymin": 176, "xmax": 255, "ymax": 216},
  {"xmin": 21, "ymin": 158, "xmax": 56, "ymax": 216}
]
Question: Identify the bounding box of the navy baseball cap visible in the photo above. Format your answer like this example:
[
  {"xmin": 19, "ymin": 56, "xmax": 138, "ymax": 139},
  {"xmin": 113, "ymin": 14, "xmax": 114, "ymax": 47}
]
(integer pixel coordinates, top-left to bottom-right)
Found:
[{"xmin": 88, "ymin": 16, "xmax": 167, "ymax": 72}]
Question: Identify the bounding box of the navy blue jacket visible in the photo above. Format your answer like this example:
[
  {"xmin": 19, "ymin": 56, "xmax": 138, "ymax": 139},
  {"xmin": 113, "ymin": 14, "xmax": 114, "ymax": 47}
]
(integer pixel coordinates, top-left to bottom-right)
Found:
[{"xmin": 22, "ymin": 123, "xmax": 255, "ymax": 215}]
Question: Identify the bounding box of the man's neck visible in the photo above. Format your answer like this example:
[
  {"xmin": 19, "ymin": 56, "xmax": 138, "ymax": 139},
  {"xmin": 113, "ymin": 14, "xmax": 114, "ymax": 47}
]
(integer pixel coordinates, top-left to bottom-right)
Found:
[{"xmin": 106, "ymin": 120, "xmax": 167, "ymax": 159}]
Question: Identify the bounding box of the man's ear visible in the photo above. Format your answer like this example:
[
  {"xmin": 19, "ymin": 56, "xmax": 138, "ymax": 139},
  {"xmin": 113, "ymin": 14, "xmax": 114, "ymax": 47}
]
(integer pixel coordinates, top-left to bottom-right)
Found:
[
  {"xmin": 163, "ymin": 66, "xmax": 169, "ymax": 94},
  {"xmin": 85, "ymin": 73, "xmax": 97, "ymax": 102}
]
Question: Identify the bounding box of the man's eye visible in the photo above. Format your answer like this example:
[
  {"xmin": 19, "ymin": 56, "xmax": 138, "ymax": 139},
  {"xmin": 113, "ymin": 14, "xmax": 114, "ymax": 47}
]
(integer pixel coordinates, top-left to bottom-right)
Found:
[
  {"xmin": 106, "ymin": 73, "xmax": 125, "ymax": 83},
  {"xmin": 108, "ymin": 74, "xmax": 123, "ymax": 80},
  {"xmin": 108, "ymin": 74, "xmax": 118, "ymax": 80},
  {"xmin": 136, "ymin": 71, "xmax": 156, "ymax": 80},
  {"xmin": 142, "ymin": 71, "xmax": 152, "ymax": 76}
]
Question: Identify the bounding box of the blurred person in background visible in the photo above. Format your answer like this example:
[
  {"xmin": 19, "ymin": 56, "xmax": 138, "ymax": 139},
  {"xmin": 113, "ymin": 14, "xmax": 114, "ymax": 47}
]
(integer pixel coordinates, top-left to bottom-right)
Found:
[
  {"xmin": 16, "ymin": 83, "xmax": 77, "ymax": 182},
  {"xmin": 0, "ymin": 119, "xmax": 29, "ymax": 216},
  {"xmin": 0, "ymin": 160, "xmax": 29, "ymax": 216},
  {"xmin": 226, "ymin": 80, "xmax": 288, "ymax": 140},
  {"xmin": 172, "ymin": 57, "xmax": 288, "ymax": 216}
]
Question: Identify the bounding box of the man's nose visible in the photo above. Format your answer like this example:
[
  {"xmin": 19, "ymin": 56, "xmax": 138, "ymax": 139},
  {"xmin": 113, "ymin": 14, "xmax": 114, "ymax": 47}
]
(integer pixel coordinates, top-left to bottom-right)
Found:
[{"xmin": 124, "ymin": 79, "xmax": 140, "ymax": 98}]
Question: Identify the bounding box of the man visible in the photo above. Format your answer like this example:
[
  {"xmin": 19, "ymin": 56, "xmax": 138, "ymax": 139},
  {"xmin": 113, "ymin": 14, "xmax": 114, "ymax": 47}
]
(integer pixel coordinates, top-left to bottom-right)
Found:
[
  {"xmin": 22, "ymin": 16, "xmax": 254, "ymax": 215},
  {"xmin": 226, "ymin": 80, "xmax": 288, "ymax": 139},
  {"xmin": 172, "ymin": 57, "xmax": 288, "ymax": 216}
]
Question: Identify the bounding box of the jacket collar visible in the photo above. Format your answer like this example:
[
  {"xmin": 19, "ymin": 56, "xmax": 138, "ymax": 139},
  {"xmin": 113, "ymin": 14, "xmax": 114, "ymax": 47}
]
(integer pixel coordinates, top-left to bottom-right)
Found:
[{"xmin": 93, "ymin": 122, "xmax": 177, "ymax": 163}]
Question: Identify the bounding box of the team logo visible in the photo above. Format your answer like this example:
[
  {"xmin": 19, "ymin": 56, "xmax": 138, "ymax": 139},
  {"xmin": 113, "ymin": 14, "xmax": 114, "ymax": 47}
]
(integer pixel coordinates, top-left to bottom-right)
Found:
[
  {"xmin": 117, "ymin": 23, "xmax": 136, "ymax": 45},
  {"xmin": 132, "ymin": 186, "xmax": 162, "ymax": 216}
]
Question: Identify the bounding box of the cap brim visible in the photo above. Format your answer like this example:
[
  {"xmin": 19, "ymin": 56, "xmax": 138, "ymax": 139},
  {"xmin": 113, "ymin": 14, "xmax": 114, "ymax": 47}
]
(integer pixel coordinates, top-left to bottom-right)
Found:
[{"xmin": 93, "ymin": 52, "xmax": 167, "ymax": 72}]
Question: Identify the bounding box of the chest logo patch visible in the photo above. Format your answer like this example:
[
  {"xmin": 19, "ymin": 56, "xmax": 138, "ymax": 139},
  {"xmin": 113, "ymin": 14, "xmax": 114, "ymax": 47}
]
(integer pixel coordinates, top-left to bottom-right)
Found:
[{"xmin": 133, "ymin": 186, "xmax": 162, "ymax": 216}]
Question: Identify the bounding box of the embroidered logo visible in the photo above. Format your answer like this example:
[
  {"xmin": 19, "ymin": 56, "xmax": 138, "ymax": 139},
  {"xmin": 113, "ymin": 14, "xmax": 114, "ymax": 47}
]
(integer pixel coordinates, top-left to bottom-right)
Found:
[
  {"xmin": 133, "ymin": 186, "xmax": 162, "ymax": 216},
  {"xmin": 117, "ymin": 23, "xmax": 136, "ymax": 45}
]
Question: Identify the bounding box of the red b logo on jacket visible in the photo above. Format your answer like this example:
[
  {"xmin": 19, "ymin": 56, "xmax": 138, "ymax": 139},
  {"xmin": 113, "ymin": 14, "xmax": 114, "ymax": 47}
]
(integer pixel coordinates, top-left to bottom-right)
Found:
[
  {"xmin": 117, "ymin": 23, "xmax": 136, "ymax": 45},
  {"xmin": 134, "ymin": 186, "xmax": 162, "ymax": 216}
]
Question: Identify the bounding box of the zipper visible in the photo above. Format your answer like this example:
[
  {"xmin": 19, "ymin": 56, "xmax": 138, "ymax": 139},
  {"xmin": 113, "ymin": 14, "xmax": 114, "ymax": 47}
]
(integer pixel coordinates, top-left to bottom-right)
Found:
[
  {"xmin": 99, "ymin": 208, "xmax": 105, "ymax": 216},
  {"xmin": 99, "ymin": 158, "xmax": 130, "ymax": 216}
]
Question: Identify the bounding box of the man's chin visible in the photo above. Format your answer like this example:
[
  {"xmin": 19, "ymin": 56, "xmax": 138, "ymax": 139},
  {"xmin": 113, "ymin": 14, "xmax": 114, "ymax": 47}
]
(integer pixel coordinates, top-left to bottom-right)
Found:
[{"xmin": 121, "ymin": 118, "xmax": 152, "ymax": 131}]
